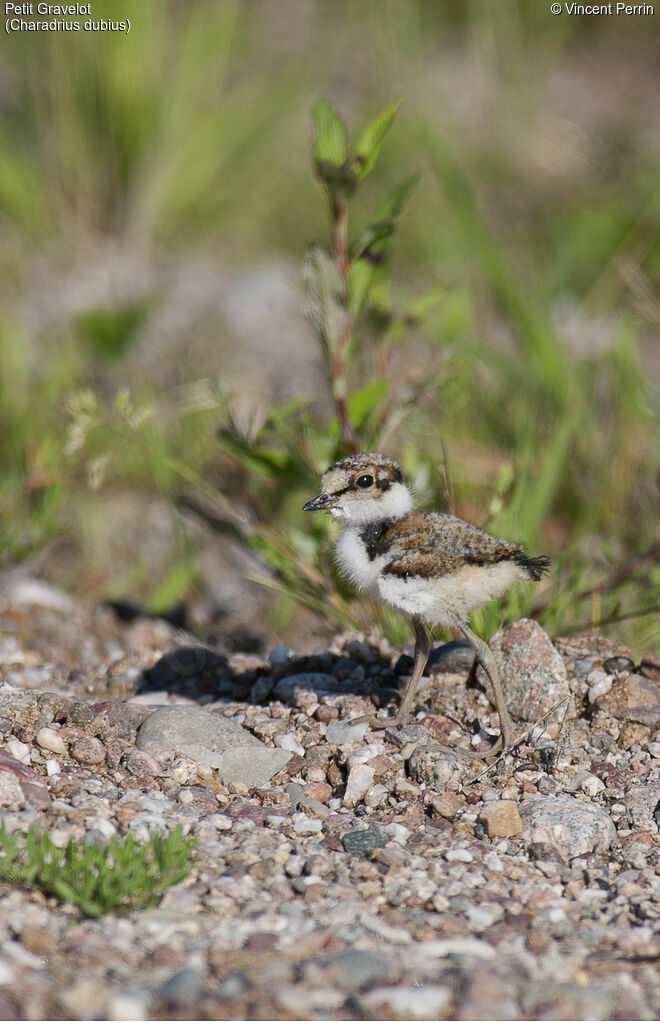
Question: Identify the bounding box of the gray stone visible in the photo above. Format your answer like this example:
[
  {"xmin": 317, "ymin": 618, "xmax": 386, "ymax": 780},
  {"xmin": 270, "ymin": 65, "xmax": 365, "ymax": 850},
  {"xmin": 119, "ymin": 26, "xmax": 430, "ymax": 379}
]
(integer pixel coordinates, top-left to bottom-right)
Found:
[
  {"xmin": 476, "ymin": 618, "xmax": 569, "ymax": 723},
  {"xmin": 214, "ymin": 747, "xmax": 292, "ymax": 789},
  {"xmin": 158, "ymin": 969, "xmax": 202, "ymax": 1007},
  {"xmin": 319, "ymin": 949, "xmax": 390, "ymax": 990},
  {"xmin": 136, "ymin": 706, "xmax": 291, "ymax": 787},
  {"xmin": 519, "ymin": 794, "xmax": 617, "ymax": 857},
  {"xmin": 286, "ymin": 782, "xmax": 304, "ymax": 810}
]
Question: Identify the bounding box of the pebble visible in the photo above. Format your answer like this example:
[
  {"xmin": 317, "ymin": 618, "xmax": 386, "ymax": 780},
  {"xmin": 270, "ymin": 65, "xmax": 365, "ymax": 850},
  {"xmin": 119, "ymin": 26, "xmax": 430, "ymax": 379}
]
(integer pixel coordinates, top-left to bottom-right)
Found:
[
  {"xmin": 624, "ymin": 783, "xmax": 660, "ymax": 832},
  {"xmin": 274, "ymin": 732, "xmax": 305, "ymax": 757},
  {"xmin": 106, "ymin": 989, "xmax": 151, "ymax": 1021},
  {"xmin": 445, "ymin": 847, "xmax": 474, "ymax": 863},
  {"xmin": 3, "ymin": 594, "xmax": 660, "ymax": 1023},
  {"xmin": 298, "ymin": 796, "xmax": 330, "ymax": 819},
  {"xmin": 362, "ymin": 984, "xmax": 451, "ymax": 1018},
  {"xmin": 208, "ymin": 813, "xmax": 232, "ymax": 831},
  {"xmin": 0, "ymin": 771, "xmax": 25, "ymax": 809},
  {"xmin": 587, "ymin": 670, "xmax": 613, "ymax": 703},
  {"xmin": 408, "ymin": 937, "xmax": 497, "ymax": 962},
  {"xmin": 274, "ymin": 673, "xmax": 339, "ymax": 704},
  {"xmin": 285, "ymin": 782, "xmax": 304, "ymax": 810},
  {"xmin": 325, "ymin": 720, "xmax": 369, "ymax": 745},
  {"xmin": 343, "ymin": 764, "xmax": 375, "ymax": 807},
  {"xmin": 424, "ymin": 791, "xmax": 461, "ymax": 820},
  {"xmin": 603, "ymin": 655, "xmax": 635, "ymax": 674},
  {"xmin": 408, "ymin": 745, "xmax": 468, "ymax": 786},
  {"xmin": 347, "ymin": 742, "xmax": 386, "ymax": 769},
  {"xmin": 318, "ymin": 948, "xmax": 390, "ymax": 990},
  {"xmin": 303, "ymin": 782, "xmax": 332, "ymax": 803},
  {"xmin": 567, "ymin": 770, "xmax": 605, "ymax": 797},
  {"xmin": 427, "ymin": 639, "xmax": 476, "ymax": 675},
  {"xmin": 383, "ymin": 822, "xmax": 410, "ymax": 845},
  {"xmin": 478, "ymin": 800, "xmax": 523, "ymax": 838},
  {"xmin": 5, "ymin": 577, "xmax": 74, "ymax": 612},
  {"xmin": 595, "ymin": 674, "xmax": 660, "ymax": 726},
  {"xmin": 35, "ymin": 727, "xmax": 67, "ymax": 755},
  {"xmin": 120, "ymin": 749, "xmax": 162, "ymax": 779},
  {"xmin": 158, "ymin": 969, "xmax": 203, "ymax": 1007},
  {"xmin": 466, "ymin": 902, "xmax": 504, "ymax": 930},
  {"xmin": 342, "ymin": 827, "xmax": 388, "ymax": 856},
  {"xmin": 6, "ymin": 740, "xmax": 30, "ymax": 765},
  {"xmin": 267, "ymin": 644, "xmax": 290, "ymax": 665},
  {"xmin": 292, "ymin": 814, "xmax": 322, "ymax": 834},
  {"xmin": 639, "ymin": 655, "xmax": 660, "ymax": 683},
  {"xmin": 476, "ymin": 619, "xmax": 569, "ymax": 721},
  {"xmin": 136, "ymin": 706, "xmax": 291, "ymax": 787},
  {"xmin": 145, "ymin": 645, "xmax": 225, "ymax": 690},
  {"xmin": 0, "ymin": 750, "xmax": 43, "ymax": 785},
  {"xmin": 519, "ymin": 794, "xmax": 617, "ymax": 856},
  {"xmin": 70, "ymin": 736, "xmax": 106, "ymax": 765}
]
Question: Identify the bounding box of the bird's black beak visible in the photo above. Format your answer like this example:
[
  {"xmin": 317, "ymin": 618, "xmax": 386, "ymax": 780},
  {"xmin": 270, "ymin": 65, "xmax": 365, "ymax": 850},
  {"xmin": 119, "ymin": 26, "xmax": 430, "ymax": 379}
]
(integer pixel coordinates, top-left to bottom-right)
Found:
[{"xmin": 303, "ymin": 493, "xmax": 333, "ymax": 512}]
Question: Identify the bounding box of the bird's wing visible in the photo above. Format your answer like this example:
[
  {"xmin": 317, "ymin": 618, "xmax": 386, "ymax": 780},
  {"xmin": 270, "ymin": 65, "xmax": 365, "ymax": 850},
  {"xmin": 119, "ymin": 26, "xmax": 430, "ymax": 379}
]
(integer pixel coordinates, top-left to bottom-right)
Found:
[{"xmin": 382, "ymin": 512, "xmax": 519, "ymax": 579}]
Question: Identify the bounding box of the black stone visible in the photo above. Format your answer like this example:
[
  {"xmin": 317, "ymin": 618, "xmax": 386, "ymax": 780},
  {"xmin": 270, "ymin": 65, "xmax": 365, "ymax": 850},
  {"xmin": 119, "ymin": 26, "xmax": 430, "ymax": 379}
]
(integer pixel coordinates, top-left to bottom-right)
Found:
[
  {"xmin": 342, "ymin": 827, "xmax": 388, "ymax": 856},
  {"xmin": 603, "ymin": 655, "xmax": 635, "ymax": 674},
  {"xmin": 428, "ymin": 640, "xmax": 476, "ymax": 675}
]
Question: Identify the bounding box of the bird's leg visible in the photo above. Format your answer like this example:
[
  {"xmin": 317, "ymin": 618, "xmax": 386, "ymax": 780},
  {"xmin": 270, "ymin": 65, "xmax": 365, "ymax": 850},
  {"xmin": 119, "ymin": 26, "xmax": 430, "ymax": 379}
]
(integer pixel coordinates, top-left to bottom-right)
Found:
[
  {"xmin": 395, "ymin": 616, "xmax": 431, "ymax": 727},
  {"xmin": 355, "ymin": 615, "xmax": 430, "ymax": 729},
  {"xmin": 457, "ymin": 620, "xmax": 515, "ymax": 751}
]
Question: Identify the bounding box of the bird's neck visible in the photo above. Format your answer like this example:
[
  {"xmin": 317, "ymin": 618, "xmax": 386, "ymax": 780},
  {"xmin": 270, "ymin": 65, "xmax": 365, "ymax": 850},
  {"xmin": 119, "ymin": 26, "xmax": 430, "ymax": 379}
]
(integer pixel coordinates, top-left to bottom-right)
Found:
[{"xmin": 343, "ymin": 482, "xmax": 414, "ymax": 527}]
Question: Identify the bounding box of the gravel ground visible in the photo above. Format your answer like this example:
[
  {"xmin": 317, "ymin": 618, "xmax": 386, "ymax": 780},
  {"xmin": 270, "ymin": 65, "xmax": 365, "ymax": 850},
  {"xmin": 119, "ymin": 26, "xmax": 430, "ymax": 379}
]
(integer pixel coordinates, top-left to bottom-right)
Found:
[{"xmin": 0, "ymin": 579, "xmax": 659, "ymax": 1021}]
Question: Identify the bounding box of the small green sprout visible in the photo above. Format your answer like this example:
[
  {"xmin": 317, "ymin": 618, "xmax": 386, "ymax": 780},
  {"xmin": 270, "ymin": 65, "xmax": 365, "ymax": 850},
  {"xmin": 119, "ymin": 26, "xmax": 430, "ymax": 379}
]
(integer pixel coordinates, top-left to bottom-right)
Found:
[{"xmin": 0, "ymin": 822, "xmax": 196, "ymax": 917}]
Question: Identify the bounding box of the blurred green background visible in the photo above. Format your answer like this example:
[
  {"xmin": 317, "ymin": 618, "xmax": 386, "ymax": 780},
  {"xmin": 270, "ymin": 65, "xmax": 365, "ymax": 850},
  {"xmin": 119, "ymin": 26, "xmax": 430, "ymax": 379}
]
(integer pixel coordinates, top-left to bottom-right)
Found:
[{"xmin": 1, "ymin": 0, "xmax": 658, "ymax": 654}]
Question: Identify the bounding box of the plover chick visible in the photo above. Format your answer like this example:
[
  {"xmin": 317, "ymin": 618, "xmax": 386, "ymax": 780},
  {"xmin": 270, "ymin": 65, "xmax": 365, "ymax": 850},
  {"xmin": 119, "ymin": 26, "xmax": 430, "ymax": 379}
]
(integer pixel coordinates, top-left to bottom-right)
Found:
[{"xmin": 303, "ymin": 453, "xmax": 550, "ymax": 758}]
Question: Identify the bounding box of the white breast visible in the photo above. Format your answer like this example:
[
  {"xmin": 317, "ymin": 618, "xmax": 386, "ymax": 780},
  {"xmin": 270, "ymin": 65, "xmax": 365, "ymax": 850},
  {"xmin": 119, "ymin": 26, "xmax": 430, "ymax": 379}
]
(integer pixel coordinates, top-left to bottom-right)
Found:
[{"xmin": 335, "ymin": 527, "xmax": 387, "ymax": 595}]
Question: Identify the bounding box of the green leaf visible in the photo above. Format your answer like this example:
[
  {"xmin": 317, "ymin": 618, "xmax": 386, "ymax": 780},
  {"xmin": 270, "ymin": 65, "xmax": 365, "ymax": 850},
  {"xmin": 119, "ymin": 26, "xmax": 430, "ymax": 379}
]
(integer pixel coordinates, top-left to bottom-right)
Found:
[
  {"xmin": 406, "ymin": 286, "xmax": 447, "ymax": 324},
  {"xmin": 348, "ymin": 175, "xmax": 419, "ymax": 316},
  {"xmin": 347, "ymin": 259, "xmax": 376, "ymax": 318},
  {"xmin": 218, "ymin": 433, "xmax": 291, "ymax": 478},
  {"xmin": 373, "ymin": 173, "xmax": 420, "ymax": 223},
  {"xmin": 354, "ymin": 98, "xmax": 401, "ymax": 179},
  {"xmin": 352, "ymin": 175, "xmax": 420, "ymax": 263},
  {"xmin": 347, "ymin": 379, "xmax": 389, "ymax": 430},
  {"xmin": 312, "ymin": 99, "xmax": 348, "ymax": 168}
]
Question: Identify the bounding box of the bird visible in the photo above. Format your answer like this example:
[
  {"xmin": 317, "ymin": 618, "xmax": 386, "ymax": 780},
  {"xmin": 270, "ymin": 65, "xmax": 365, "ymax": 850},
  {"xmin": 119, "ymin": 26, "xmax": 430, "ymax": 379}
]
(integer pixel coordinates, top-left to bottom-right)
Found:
[{"xmin": 303, "ymin": 452, "xmax": 550, "ymax": 758}]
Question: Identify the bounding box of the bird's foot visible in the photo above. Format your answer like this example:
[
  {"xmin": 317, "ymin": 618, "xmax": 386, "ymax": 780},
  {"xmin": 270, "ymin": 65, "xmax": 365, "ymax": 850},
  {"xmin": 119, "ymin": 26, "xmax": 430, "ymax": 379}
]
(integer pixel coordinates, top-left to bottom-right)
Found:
[{"xmin": 350, "ymin": 713, "xmax": 508, "ymax": 761}]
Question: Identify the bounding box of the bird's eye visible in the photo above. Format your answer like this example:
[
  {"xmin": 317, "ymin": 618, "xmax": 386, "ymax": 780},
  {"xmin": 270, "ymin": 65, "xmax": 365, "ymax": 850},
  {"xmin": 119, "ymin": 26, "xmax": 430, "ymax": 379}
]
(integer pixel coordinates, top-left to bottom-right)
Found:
[{"xmin": 355, "ymin": 474, "xmax": 375, "ymax": 489}]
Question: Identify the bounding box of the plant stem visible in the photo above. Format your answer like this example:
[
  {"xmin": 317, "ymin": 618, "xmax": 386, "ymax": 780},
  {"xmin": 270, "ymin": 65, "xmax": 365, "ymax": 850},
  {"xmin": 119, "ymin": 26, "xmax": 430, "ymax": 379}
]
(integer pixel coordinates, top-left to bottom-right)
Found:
[{"xmin": 330, "ymin": 199, "xmax": 358, "ymax": 454}]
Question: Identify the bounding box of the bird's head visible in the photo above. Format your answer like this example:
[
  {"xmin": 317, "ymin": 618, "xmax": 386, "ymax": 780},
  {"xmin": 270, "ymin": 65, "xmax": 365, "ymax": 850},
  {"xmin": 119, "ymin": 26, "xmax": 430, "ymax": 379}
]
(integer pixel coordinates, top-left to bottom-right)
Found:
[{"xmin": 303, "ymin": 453, "xmax": 413, "ymax": 525}]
